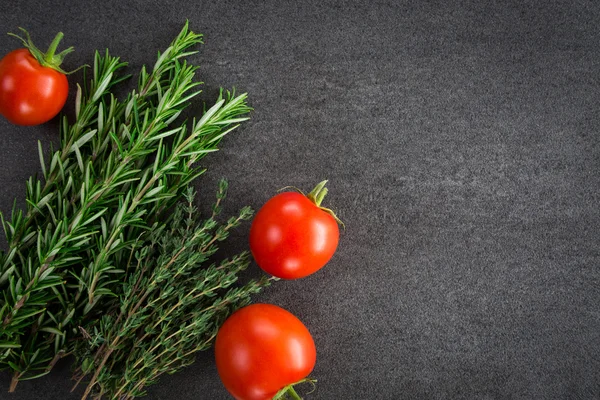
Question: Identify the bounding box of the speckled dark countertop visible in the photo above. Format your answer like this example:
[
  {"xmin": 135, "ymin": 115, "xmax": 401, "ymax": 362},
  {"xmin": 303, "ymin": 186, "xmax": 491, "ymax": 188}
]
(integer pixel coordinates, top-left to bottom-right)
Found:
[{"xmin": 1, "ymin": 1, "xmax": 599, "ymax": 399}]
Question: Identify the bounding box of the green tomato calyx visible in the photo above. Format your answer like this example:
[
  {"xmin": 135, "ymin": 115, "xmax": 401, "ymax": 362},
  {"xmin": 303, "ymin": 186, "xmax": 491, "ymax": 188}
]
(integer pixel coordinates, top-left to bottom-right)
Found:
[
  {"xmin": 307, "ymin": 180, "xmax": 344, "ymax": 228},
  {"xmin": 272, "ymin": 378, "xmax": 317, "ymax": 400},
  {"xmin": 278, "ymin": 180, "xmax": 344, "ymax": 227},
  {"xmin": 8, "ymin": 27, "xmax": 75, "ymax": 74}
]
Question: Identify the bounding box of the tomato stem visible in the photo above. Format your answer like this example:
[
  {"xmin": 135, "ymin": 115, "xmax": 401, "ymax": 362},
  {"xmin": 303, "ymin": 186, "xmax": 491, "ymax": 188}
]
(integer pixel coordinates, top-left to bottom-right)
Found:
[
  {"xmin": 45, "ymin": 31, "xmax": 65, "ymax": 64},
  {"xmin": 7, "ymin": 27, "xmax": 76, "ymax": 74},
  {"xmin": 306, "ymin": 180, "xmax": 344, "ymax": 228},
  {"xmin": 286, "ymin": 386, "xmax": 303, "ymax": 400},
  {"xmin": 307, "ymin": 180, "xmax": 328, "ymax": 207}
]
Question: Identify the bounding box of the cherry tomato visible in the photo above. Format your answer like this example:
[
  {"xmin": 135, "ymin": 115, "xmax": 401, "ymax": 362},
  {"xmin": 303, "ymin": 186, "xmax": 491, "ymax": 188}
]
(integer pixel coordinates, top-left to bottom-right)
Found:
[
  {"xmin": 0, "ymin": 29, "xmax": 72, "ymax": 126},
  {"xmin": 215, "ymin": 304, "xmax": 316, "ymax": 400},
  {"xmin": 249, "ymin": 181, "xmax": 341, "ymax": 279}
]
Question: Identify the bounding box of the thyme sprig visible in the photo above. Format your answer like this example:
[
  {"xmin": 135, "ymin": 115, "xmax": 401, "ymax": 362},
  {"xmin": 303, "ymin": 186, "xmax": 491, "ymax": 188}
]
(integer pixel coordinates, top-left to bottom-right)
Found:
[{"xmin": 73, "ymin": 184, "xmax": 271, "ymax": 400}]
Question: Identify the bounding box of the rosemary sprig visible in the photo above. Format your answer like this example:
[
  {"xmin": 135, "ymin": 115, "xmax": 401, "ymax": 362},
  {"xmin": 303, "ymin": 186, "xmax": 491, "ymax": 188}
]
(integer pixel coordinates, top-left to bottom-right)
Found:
[
  {"xmin": 0, "ymin": 53, "xmax": 130, "ymax": 388},
  {"xmin": 0, "ymin": 21, "xmax": 253, "ymax": 391},
  {"xmin": 73, "ymin": 184, "xmax": 271, "ymax": 400}
]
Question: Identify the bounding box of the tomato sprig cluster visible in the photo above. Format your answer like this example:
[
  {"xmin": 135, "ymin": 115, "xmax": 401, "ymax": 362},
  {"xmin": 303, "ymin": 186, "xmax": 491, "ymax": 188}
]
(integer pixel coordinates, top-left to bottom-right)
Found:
[{"xmin": 215, "ymin": 181, "xmax": 342, "ymax": 399}]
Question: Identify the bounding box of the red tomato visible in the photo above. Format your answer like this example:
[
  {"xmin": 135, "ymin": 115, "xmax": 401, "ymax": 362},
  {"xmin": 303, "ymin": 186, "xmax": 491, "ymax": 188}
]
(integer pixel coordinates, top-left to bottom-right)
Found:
[
  {"xmin": 0, "ymin": 30, "xmax": 71, "ymax": 126},
  {"xmin": 215, "ymin": 304, "xmax": 316, "ymax": 400},
  {"xmin": 249, "ymin": 181, "xmax": 341, "ymax": 279}
]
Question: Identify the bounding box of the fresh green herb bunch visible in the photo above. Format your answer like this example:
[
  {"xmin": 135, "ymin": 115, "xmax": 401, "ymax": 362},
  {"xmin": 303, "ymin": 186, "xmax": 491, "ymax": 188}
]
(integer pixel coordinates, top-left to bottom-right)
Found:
[
  {"xmin": 0, "ymin": 21, "xmax": 253, "ymax": 390},
  {"xmin": 73, "ymin": 183, "xmax": 272, "ymax": 400}
]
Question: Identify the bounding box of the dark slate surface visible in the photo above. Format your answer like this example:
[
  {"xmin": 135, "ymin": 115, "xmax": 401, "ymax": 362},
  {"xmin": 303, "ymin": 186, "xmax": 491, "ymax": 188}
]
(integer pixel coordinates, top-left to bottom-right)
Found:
[{"xmin": 1, "ymin": 1, "xmax": 599, "ymax": 399}]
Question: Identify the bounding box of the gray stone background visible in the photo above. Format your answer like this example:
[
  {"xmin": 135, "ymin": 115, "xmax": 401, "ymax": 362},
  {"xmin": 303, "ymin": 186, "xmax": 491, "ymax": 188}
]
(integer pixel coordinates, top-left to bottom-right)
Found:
[{"xmin": 0, "ymin": 0, "xmax": 599, "ymax": 399}]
